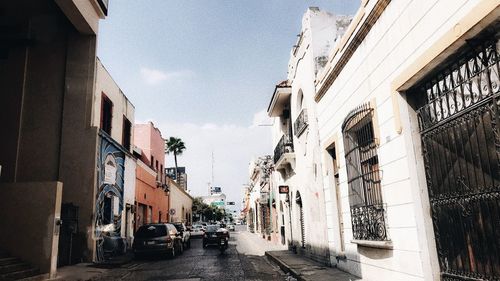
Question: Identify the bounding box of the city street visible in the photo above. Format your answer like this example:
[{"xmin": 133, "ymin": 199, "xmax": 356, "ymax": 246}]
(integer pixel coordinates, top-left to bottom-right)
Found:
[{"xmin": 91, "ymin": 226, "xmax": 290, "ymax": 281}]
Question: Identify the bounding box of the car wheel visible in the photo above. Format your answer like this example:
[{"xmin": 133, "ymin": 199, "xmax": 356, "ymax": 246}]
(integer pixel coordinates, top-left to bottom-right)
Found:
[{"xmin": 179, "ymin": 242, "xmax": 184, "ymax": 254}]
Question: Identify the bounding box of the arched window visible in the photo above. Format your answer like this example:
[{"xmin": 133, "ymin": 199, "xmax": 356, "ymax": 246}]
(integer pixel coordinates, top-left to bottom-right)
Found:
[{"xmin": 342, "ymin": 102, "xmax": 387, "ymax": 241}]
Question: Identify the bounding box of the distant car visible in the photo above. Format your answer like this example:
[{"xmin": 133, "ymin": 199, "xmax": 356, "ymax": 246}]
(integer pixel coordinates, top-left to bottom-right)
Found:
[
  {"xmin": 190, "ymin": 224, "xmax": 204, "ymax": 238},
  {"xmin": 228, "ymin": 224, "xmax": 235, "ymax": 231},
  {"xmin": 172, "ymin": 222, "xmax": 191, "ymax": 248},
  {"xmin": 133, "ymin": 223, "xmax": 183, "ymax": 258},
  {"xmin": 203, "ymin": 225, "xmax": 230, "ymax": 248}
]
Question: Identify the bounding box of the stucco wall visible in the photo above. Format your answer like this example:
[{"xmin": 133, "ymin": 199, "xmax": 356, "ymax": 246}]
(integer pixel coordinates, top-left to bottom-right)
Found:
[
  {"xmin": 134, "ymin": 123, "xmax": 166, "ymax": 171},
  {"xmin": 0, "ymin": 182, "xmax": 62, "ymax": 277},
  {"xmin": 168, "ymin": 180, "xmax": 193, "ymax": 224},
  {"xmin": 93, "ymin": 58, "xmax": 135, "ymax": 151},
  {"xmin": 270, "ymin": 7, "xmax": 338, "ymax": 265},
  {"xmin": 315, "ymin": 0, "xmax": 497, "ymax": 280},
  {"xmin": 135, "ymin": 161, "xmax": 169, "ymax": 227}
]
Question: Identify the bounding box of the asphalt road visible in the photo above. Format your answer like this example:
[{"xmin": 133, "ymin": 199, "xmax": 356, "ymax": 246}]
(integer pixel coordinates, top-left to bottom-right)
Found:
[{"xmin": 91, "ymin": 226, "xmax": 289, "ymax": 281}]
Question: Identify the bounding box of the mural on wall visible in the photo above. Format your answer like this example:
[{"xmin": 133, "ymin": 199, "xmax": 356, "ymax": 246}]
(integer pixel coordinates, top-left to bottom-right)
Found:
[{"xmin": 95, "ymin": 134, "xmax": 125, "ymax": 262}]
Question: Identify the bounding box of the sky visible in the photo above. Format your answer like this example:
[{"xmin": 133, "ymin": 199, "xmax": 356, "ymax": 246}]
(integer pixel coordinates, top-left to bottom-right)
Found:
[{"xmin": 97, "ymin": 0, "xmax": 360, "ymax": 211}]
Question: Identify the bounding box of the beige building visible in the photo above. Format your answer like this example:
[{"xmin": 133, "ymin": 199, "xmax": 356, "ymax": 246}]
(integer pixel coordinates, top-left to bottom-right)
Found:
[
  {"xmin": 0, "ymin": 0, "xmax": 108, "ymax": 278},
  {"xmin": 168, "ymin": 178, "xmax": 193, "ymax": 225}
]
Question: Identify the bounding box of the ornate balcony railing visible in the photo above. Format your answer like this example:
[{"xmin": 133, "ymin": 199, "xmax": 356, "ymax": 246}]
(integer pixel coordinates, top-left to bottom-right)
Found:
[
  {"xmin": 273, "ymin": 134, "xmax": 294, "ymax": 164},
  {"xmin": 294, "ymin": 109, "xmax": 308, "ymax": 137},
  {"xmin": 350, "ymin": 203, "xmax": 388, "ymax": 241}
]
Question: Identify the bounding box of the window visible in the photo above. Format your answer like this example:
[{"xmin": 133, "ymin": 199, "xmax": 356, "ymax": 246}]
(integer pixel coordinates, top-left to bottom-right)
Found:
[
  {"xmin": 122, "ymin": 116, "xmax": 131, "ymax": 150},
  {"xmin": 150, "ymin": 156, "xmax": 154, "ymax": 169},
  {"xmin": 100, "ymin": 94, "xmax": 113, "ymax": 135},
  {"xmin": 342, "ymin": 102, "xmax": 388, "ymax": 241},
  {"xmin": 135, "ymin": 224, "xmax": 167, "ymax": 238}
]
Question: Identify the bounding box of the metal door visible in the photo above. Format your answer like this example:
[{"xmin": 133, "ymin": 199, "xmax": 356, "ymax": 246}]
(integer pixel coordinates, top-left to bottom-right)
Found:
[
  {"xmin": 415, "ymin": 37, "xmax": 500, "ymax": 280},
  {"xmin": 58, "ymin": 203, "xmax": 79, "ymax": 267}
]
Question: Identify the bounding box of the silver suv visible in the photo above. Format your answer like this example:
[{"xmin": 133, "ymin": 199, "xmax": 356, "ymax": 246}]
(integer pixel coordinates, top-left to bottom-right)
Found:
[{"xmin": 172, "ymin": 222, "xmax": 191, "ymax": 248}]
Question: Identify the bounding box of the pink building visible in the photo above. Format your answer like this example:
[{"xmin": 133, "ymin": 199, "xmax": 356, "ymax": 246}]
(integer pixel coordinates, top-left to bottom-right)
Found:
[{"xmin": 133, "ymin": 122, "xmax": 169, "ymax": 229}]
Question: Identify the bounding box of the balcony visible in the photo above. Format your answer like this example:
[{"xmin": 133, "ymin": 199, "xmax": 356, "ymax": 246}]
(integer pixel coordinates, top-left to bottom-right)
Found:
[
  {"xmin": 294, "ymin": 109, "xmax": 308, "ymax": 137},
  {"xmin": 273, "ymin": 134, "xmax": 295, "ymax": 172},
  {"xmin": 267, "ymin": 81, "xmax": 291, "ymax": 117}
]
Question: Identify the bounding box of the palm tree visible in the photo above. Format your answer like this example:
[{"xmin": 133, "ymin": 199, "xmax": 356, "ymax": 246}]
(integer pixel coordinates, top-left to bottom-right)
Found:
[{"xmin": 165, "ymin": 137, "xmax": 186, "ymax": 181}]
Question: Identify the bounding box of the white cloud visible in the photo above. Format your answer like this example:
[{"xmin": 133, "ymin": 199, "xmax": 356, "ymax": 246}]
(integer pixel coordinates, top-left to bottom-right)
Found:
[
  {"xmin": 140, "ymin": 67, "xmax": 194, "ymax": 85},
  {"xmin": 250, "ymin": 109, "xmax": 273, "ymax": 128},
  {"xmin": 154, "ymin": 111, "xmax": 272, "ymax": 210}
]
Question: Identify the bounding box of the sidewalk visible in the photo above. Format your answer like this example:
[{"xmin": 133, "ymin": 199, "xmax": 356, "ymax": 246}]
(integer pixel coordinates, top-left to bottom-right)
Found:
[
  {"xmin": 236, "ymin": 230, "xmax": 287, "ymax": 256},
  {"xmin": 25, "ymin": 252, "xmax": 134, "ymax": 281},
  {"xmin": 266, "ymin": 250, "xmax": 361, "ymax": 281}
]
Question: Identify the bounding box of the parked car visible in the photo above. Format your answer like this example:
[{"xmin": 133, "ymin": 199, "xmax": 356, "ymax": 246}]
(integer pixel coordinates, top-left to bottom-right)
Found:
[
  {"xmin": 190, "ymin": 224, "xmax": 204, "ymax": 238},
  {"xmin": 172, "ymin": 222, "xmax": 191, "ymax": 248},
  {"xmin": 103, "ymin": 231, "xmax": 127, "ymax": 257},
  {"xmin": 203, "ymin": 225, "xmax": 230, "ymax": 248},
  {"xmin": 133, "ymin": 223, "xmax": 183, "ymax": 258},
  {"xmin": 227, "ymin": 224, "xmax": 235, "ymax": 231}
]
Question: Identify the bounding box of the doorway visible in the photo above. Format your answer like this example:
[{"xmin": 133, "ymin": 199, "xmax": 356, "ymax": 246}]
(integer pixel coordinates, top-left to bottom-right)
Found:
[{"xmin": 410, "ymin": 37, "xmax": 500, "ymax": 280}]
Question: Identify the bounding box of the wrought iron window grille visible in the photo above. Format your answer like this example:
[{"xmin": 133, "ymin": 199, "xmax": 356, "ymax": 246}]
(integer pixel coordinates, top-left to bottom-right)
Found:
[
  {"xmin": 294, "ymin": 109, "xmax": 309, "ymax": 137},
  {"xmin": 342, "ymin": 103, "xmax": 388, "ymax": 242}
]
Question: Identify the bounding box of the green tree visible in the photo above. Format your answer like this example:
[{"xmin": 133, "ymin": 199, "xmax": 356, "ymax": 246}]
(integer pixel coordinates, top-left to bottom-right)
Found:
[
  {"xmin": 165, "ymin": 137, "xmax": 186, "ymax": 180},
  {"xmin": 192, "ymin": 197, "xmax": 210, "ymax": 222},
  {"xmin": 214, "ymin": 208, "xmax": 225, "ymax": 221}
]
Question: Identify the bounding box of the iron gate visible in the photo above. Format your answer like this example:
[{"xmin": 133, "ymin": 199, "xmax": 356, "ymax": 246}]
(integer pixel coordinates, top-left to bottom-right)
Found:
[{"xmin": 415, "ymin": 37, "xmax": 500, "ymax": 280}]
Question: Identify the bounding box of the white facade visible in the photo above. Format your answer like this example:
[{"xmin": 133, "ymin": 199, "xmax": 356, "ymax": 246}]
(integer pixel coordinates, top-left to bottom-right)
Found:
[
  {"xmin": 313, "ymin": 1, "xmax": 499, "ymax": 281},
  {"xmin": 268, "ymin": 7, "xmax": 352, "ymax": 264},
  {"xmin": 201, "ymin": 193, "xmax": 227, "ymax": 209},
  {"xmin": 122, "ymin": 155, "xmax": 136, "ymax": 247}
]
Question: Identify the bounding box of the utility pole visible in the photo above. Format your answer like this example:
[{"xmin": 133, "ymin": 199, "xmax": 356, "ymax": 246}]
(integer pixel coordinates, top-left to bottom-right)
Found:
[{"xmin": 211, "ymin": 151, "xmax": 214, "ymax": 188}]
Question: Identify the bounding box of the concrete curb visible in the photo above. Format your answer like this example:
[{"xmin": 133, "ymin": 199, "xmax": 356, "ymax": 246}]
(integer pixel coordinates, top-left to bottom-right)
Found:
[{"xmin": 265, "ymin": 251, "xmax": 305, "ymax": 281}]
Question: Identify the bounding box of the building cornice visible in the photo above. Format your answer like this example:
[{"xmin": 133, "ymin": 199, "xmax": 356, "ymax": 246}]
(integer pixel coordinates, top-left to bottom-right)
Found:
[{"xmin": 314, "ymin": 0, "xmax": 391, "ymax": 102}]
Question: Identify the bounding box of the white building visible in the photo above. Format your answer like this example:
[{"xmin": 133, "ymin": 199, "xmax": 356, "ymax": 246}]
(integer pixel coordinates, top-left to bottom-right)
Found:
[
  {"xmin": 268, "ymin": 7, "xmax": 351, "ymax": 264},
  {"xmin": 313, "ymin": 1, "xmax": 499, "ymax": 281},
  {"xmin": 246, "ymin": 156, "xmax": 274, "ymax": 237},
  {"xmin": 201, "ymin": 193, "xmax": 227, "ymax": 209}
]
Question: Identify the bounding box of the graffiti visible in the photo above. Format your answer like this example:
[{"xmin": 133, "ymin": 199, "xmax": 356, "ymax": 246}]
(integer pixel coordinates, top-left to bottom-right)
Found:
[{"xmin": 95, "ymin": 134, "xmax": 124, "ymax": 262}]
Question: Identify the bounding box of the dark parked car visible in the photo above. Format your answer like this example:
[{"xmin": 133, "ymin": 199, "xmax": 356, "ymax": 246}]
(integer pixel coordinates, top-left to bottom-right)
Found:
[
  {"xmin": 172, "ymin": 222, "xmax": 191, "ymax": 248},
  {"xmin": 103, "ymin": 231, "xmax": 127, "ymax": 257},
  {"xmin": 133, "ymin": 223, "xmax": 183, "ymax": 258},
  {"xmin": 202, "ymin": 225, "xmax": 230, "ymax": 248}
]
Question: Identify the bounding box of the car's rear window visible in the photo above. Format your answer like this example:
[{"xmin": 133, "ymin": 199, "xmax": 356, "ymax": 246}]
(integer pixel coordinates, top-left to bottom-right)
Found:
[
  {"xmin": 206, "ymin": 225, "xmax": 219, "ymax": 232},
  {"xmin": 135, "ymin": 225, "xmax": 167, "ymax": 238},
  {"xmin": 173, "ymin": 224, "xmax": 183, "ymax": 232}
]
